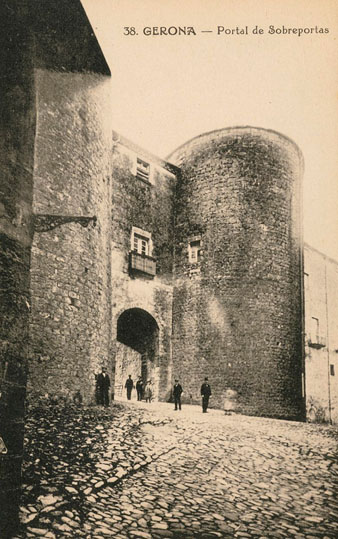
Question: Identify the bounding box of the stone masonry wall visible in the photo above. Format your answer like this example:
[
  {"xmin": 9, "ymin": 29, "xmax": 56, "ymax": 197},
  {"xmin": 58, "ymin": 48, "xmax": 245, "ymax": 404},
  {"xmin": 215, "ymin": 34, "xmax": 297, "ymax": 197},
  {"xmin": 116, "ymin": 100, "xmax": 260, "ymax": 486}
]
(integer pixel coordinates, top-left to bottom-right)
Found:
[
  {"xmin": 304, "ymin": 245, "xmax": 338, "ymax": 423},
  {"xmin": 110, "ymin": 141, "xmax": 176, "ymax": 401},
  {"xmin": 114, "ymin": 342, "xmax": 141, "ymax": 401},
  {"xmin": 169, "ymin": 127, "xmax": 304, "ymax": 420},
  {"xmin": 1, "ymin": 1, "xmax": 110, "ymax": 533},
  {"xmin": 29, "ymin": 69, "xmax": 112, "ymax": 404},
  {"xmin": 0, "ymin": 4, "xmax": 36, "ymax": 532}
]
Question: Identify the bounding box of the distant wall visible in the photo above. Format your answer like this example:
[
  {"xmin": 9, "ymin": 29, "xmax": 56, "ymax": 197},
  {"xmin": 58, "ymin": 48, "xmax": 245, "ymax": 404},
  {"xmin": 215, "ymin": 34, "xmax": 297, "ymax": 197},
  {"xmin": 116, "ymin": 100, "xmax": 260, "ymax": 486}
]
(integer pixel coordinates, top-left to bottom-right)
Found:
[
  {"xmin": 114, "ymin": 343, "xmax": 141, "ymax": 400},
  {"xmin": 304, "ymin": 245, "xmax": 338, "ymax": 423}
]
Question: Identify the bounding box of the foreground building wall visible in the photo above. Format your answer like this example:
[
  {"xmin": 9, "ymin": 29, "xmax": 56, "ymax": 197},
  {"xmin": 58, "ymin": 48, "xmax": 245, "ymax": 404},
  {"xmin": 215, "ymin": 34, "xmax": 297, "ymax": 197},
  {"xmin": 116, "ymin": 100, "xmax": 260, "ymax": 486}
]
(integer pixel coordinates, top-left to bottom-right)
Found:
[
  {"xmin": 169, "ymin": 127, "xmax": 305, "ymax": 420},
  {"xmin": 0, "ymin": 3, "xmax": 35, "ymax": 533},
  {"xmin": 0, "ymin": 0, "xmax": 111, "ymax": 534},
  {"xmin": 29, "ymin": 71, "xmax": 112, "ymax": 403},
  {"xmin": 28, "ymin": 3, "xmax": 112, "ymax": 405},
  {"xmin": 304, "ymin": 244, "xmax": 338, "ymax": 423}
]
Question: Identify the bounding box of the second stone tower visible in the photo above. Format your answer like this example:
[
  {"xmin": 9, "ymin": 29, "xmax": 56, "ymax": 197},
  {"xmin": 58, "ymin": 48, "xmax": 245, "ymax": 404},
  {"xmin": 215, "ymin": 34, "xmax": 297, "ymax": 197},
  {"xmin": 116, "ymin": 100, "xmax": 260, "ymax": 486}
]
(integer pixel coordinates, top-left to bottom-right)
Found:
[{"xmin": 169, "ymin": 127, "xmax": 304, "ymax": 420}]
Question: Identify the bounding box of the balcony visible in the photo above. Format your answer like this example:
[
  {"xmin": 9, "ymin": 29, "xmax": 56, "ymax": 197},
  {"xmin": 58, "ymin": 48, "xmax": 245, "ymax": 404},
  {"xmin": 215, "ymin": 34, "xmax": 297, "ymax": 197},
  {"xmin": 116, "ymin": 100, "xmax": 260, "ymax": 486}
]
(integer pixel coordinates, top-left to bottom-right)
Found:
[{"xmin": 129, "ymin": 251, "xmax": 156, "ymax": 277}]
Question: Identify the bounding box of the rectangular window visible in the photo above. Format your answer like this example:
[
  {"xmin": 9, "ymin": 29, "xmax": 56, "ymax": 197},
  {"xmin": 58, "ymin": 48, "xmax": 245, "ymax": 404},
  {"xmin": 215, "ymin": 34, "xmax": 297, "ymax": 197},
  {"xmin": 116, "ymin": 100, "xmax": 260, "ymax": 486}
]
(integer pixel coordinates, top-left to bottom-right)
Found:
[
  {"xmin": 188, "ymin": 239, "xmax": 201, "ymax": 263},
  {"xmin": 136, "ymin": 158, "xmax": 150, "ymax": 181},
  {"xmin": 330, "ymin": 364, "xmax": 335, "ymax": 376},
  {"xmin": 130, "ymin": 227, "xmax": 155, "ymax": 277},
  {"xmin": 133, "ymin": 233, "xmax": 149, "ymax": 256}
]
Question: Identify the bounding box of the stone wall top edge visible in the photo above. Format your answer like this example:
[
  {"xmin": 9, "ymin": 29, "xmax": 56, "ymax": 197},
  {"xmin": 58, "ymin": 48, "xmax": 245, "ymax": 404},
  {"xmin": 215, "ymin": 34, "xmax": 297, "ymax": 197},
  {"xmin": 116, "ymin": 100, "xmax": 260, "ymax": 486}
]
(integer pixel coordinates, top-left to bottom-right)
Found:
[
  {"xmin": 167, "ymin": 126, "xmax": 304, "ymax": 166},
  {"xmin": 31, "ymin": 0, "xmax": 111, "ymax": 76},
  {"xmin": 34, "ymin": 67, "xmax": 111, "ymax": 81},
  {"xmin": 112, "ymin": 130, "xmax": 180, "ymax": 176}
]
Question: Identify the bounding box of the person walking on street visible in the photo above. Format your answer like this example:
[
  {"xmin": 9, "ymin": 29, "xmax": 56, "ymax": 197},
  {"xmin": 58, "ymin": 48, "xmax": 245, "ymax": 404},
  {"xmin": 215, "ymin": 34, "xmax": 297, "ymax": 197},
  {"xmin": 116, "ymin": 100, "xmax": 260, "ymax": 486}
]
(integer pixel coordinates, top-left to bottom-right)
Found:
[
  {"xmin": 201, "ymin": 377, "xmax": 212, "ymax": 413},
  {"xmin": 125, "ymin": 375, "xmax": 134, "ymax": 400},
  {"xmin": 173, "ymin": 379, "xmax": 183, "ymax": 410},
  {"xmin": 136, "ymin": 377, "xmax": 144, "ymax": 401},
  {"xmin": 97, "ymin": 367, "xmax": 110, "ymax": 407},
  {"xmin": 144, "ymin": 380, "xmax": 153, "ymax": 403},
  {"xmin": 224, "ymin": 387, "xmax": 238, "ymax": 415}
]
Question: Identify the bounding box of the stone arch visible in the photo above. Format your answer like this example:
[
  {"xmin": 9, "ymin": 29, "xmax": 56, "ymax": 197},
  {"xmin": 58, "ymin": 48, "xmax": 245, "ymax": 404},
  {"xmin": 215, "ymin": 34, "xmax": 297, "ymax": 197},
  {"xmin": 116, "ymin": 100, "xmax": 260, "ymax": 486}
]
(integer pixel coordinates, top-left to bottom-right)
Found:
[
  {"xmin": 114, "ymin": 308, "xmax": 160, "ymax": 400},
  {"xmin": 114, "ymin": 303, "xmax": 165, "ymax": 355}
]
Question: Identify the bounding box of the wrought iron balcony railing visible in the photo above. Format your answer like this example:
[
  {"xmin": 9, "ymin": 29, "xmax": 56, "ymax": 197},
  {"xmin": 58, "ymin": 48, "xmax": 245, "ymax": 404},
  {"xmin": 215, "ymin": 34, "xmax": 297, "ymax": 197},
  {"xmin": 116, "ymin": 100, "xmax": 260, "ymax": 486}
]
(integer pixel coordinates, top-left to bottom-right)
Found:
[{"xmin": 308, "ymin": 336, "xmax": 326, "ymax": 349}]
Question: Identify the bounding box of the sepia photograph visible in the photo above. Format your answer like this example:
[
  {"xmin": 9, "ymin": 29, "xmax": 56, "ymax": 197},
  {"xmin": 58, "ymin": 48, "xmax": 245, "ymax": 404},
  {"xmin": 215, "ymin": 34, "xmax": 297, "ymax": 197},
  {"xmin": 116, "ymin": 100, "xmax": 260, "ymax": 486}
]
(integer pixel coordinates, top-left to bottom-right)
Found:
[{"xmin": 0, "ymin": 0, "xmax": 337, "ymax": 537}]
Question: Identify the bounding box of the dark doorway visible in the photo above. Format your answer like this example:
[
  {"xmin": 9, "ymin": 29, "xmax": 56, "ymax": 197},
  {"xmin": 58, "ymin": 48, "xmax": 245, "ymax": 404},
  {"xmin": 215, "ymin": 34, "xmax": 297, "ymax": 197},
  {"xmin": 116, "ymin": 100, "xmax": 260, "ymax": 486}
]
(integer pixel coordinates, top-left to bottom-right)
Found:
[{"xmin": 115, "ymin": 309, "xmax": 159, "ymax": 398}]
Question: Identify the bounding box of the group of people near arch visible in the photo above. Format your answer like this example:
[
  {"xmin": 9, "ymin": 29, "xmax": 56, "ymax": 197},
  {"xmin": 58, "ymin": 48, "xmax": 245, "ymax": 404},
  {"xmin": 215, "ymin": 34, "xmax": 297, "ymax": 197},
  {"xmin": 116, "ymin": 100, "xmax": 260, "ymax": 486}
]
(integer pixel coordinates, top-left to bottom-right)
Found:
[
  {"xmin": 125, "ymin": 375, "xmax": 153, "ymax": 402},
  {"xmin": 96, "ymin": 367, "xmax": 213, "ymax": 413}
]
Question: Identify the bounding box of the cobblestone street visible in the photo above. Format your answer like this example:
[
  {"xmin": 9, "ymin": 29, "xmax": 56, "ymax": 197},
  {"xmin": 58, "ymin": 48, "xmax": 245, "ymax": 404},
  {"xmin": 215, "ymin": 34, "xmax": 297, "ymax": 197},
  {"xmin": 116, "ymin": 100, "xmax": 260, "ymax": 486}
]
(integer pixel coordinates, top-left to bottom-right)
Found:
[{"xmin": 16, "ymin": 401, "xmax": 338, "ymax": 538}]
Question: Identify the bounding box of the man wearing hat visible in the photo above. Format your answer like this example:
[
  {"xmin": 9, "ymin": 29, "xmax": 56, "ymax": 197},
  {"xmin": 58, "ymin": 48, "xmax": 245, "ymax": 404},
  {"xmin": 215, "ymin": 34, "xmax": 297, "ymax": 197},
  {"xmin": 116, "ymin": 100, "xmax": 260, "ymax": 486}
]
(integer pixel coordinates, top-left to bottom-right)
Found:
[
  {"xmin": 97, "ymin": 367, "xmax": 110, "ymax": 407},
  {"xmin": 200, "ymin": 377, "xmax": 212, "ymax": 413},
  {"xmin": 173, "ymin": 379, "xmax": 183, "ymax": 411}
]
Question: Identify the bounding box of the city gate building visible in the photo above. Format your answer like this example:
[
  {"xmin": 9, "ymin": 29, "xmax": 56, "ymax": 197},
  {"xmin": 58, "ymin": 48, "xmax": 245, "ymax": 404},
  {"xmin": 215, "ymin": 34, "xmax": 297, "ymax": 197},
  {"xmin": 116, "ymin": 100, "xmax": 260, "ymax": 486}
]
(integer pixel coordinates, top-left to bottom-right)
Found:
[
  {"xmin": 25, "ymin": 5, "xmax": 338, "ymax": 424},
  {"xmin": 29, "ymin": 120, "xmax": 325, "ymax": 423},
  {"xmin": 2, "ymin": 2, "xmax": 337, "ymax": 535}
]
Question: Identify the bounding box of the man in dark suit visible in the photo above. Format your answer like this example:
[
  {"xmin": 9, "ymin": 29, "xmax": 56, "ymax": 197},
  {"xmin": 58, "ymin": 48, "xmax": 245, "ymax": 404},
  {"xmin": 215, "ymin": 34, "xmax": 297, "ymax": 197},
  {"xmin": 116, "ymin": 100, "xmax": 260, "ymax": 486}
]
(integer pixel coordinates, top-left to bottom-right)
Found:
[
  {"xmin": 136, "ymin": 377, "xmax": 144, "ymax": 401},
  {"xmin": 173, "ymin": 379, "xmax": 183, "ymax": 410},
  {"xmin": 97, "ymin": 367, "xmax": 110, "ymax": 407},
  {"xmin": 125, "ymin": 374, "xmax": 134, "ymax": 400},
  {"xmin": 201, "ymin": 377, "xmax": 212, "ymax": 413}
]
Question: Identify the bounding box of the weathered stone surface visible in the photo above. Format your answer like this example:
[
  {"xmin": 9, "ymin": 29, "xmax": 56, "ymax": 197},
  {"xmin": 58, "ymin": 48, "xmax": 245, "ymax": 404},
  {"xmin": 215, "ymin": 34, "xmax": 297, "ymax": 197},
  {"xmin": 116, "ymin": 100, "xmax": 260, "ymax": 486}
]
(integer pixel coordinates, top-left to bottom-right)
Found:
[
  {"xmin": 28, "ymin": 48, "xmax": 112, "ymax": 407},
  {"xmin": 169, "ymin": 128, "xmax": 304, "ymax": 419}
]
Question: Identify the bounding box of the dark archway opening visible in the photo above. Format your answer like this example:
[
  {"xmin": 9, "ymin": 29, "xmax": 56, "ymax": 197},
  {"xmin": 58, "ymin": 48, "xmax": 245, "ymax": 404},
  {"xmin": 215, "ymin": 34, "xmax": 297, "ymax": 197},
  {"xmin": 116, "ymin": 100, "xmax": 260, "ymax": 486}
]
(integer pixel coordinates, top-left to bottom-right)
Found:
[{"xmin": 115, "ymin": 309, "xmax": 159, "ymax": 397}]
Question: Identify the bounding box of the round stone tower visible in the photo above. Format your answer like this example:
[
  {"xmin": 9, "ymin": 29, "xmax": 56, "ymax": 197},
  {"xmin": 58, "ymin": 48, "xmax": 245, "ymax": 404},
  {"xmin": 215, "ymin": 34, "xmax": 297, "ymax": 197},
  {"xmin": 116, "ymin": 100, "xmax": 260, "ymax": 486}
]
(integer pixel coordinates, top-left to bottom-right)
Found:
[{"xmin": 168, "ymin": 127, "xmax": 304, "ymax": 420}]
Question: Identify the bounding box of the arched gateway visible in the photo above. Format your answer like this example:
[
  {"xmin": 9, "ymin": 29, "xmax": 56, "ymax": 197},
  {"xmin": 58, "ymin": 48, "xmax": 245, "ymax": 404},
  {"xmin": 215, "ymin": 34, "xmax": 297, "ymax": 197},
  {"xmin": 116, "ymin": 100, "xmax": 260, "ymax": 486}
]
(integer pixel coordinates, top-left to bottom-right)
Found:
[{"xmin": 114, "ymin": 308, "xmax": 159, "ymax": 400}]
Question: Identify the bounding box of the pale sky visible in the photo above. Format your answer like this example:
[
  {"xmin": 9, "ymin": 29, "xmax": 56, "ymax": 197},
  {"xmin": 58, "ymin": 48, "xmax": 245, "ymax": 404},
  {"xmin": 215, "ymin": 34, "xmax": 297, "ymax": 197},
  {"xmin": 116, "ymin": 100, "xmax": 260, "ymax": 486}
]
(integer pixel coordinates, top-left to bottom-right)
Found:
[{"xmin": 82, "ymin": 0, "xmax": 338, "ymax": 261}]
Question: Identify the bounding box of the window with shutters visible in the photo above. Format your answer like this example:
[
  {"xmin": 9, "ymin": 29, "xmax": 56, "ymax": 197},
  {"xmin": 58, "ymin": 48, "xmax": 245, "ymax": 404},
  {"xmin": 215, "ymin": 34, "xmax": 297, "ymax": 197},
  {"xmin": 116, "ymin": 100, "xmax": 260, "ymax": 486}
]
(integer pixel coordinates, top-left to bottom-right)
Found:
[
  {"xmin": 133, "ymin": 233, "xmax": 150, "ymax": 256},
  {"xmin": 136, "ymin": 158, "xmax": 150, "ymax": 182}
]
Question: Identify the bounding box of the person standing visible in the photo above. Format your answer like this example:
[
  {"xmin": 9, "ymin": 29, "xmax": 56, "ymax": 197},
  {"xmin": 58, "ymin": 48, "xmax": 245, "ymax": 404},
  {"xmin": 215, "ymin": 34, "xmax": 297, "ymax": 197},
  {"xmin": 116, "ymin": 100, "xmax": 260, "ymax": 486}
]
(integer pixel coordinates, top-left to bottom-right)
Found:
[
  {"xmin": 136, "ymin": 377, "xmax": 144, "ymax": 401},
  {"xmin": 173, "ymin": 379, "xmax": 183, "ymax": 411},
  {"xmin": 201, "ymin": 377, "xmax": 212, "ymax": 413},
  {"xmin": 144, "ymin": 380, "xmax": 153, "ymax": 403},
  {"xmin": 125, "ymin": 375, "xmax": 134, "ymax": 400},
  {"xmin": 97, "ymin": 367, "xmax": 110, "ymax": 407},
  {"xmin": 224, "ymin": 387, "xmax": 238, "ymax": 415}
]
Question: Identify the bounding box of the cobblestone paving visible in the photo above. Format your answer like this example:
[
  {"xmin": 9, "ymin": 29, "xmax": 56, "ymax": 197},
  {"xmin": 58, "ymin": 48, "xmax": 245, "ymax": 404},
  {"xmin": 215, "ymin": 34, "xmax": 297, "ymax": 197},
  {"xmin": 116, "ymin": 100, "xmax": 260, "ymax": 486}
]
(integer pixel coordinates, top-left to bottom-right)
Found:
[{"xmin": 15, "ymin": 401, "xmax": 338, "ymax": 538}]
